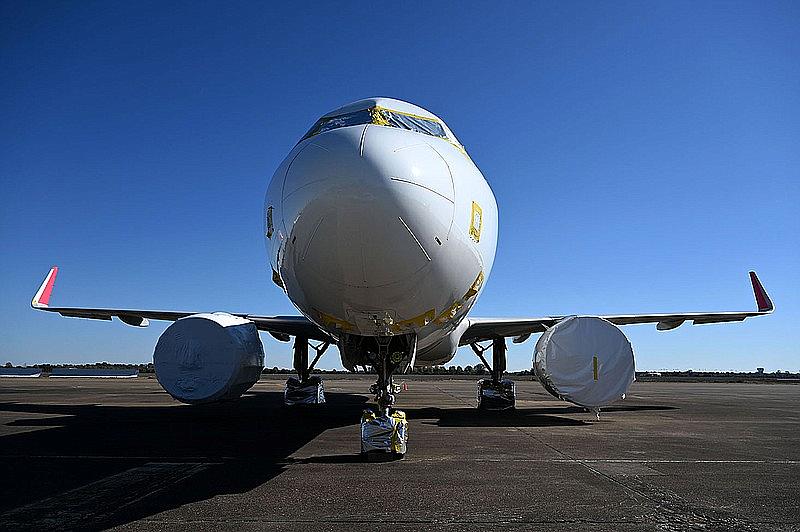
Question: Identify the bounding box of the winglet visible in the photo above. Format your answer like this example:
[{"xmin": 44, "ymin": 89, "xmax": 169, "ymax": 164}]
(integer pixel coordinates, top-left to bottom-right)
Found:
[
  {"xmin": 32, "ymin": 266, "xmax": 58, "ymax": 309},
  {"xmin": 749, "ymin": 271, "xmax": 773, "ymax": 313}
]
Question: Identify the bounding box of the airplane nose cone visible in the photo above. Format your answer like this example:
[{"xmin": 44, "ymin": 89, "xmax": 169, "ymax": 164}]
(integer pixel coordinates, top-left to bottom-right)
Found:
[{"xmin": 281, "ymin": 126, "xmax": 455, "ymax": 289}]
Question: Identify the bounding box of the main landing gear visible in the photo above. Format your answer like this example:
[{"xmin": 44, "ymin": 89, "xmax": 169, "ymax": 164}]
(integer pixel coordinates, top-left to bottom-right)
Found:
[
  {"xmin": 284, "ymin": 336, "xmax": 330, "ymax": 406},
  {"xmin": 470, "ymin": 338, "xmax": 516, "ymax": 410}
]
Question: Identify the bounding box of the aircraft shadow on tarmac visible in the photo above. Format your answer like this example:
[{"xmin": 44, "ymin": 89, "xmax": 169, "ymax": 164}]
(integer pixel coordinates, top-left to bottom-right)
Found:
[
  {"xmin": 0, "ymin": 390, "xmax": 367, "ymax": 531},
  {"xmin": 403, "ymin": 404, "xmax": 676, "ymax": 428},
  {"xmin": 409, "ymin": 407, "xmax": 589, "ymax": 427},
  {"xmin": 0, "ymin": 391, "xmax": 677, "ymax": 530},
  {"xmin": 266, "ymin": 403, "xmax": 679, "ymax": 467}
]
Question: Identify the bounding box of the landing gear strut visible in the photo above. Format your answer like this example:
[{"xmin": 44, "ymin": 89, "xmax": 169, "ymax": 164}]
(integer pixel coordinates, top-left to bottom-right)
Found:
[
  {"xmin": 284, "ymin": 336, "xmax": 329, "ymax": 406},
  {"xmin": 470, "ymin": 338, "xmax": 515, "ymax": 410},
  {"xmin": 358, "ymin": 334, "xmax": 415, "ymax": 459}
]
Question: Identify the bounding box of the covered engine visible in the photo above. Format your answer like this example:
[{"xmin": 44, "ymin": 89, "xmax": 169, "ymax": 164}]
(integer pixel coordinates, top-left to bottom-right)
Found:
[
  {"xmin": 154, "ymin": 313, "xmax": 265, "ymax": 404},
  {"xmin": 533, "ymin": 316, "xmax": 635, "ymax": 409}
]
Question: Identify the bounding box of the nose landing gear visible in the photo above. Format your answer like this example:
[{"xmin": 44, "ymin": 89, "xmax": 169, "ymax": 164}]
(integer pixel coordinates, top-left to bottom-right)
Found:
[
  {"xmin": 471, "ymin": 338, "xmax": 516, "ymax": 410},
  {"xmin": 284, "ymin": 337, "xmax": 330, "ymax": 406},
  {"xmin": 356, "ymin": 334, "xmax": 415, "ymax": 460}
]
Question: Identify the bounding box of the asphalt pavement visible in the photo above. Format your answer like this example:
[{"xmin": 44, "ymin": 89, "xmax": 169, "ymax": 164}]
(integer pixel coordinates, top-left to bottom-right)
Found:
[{"xmin": 0, "ymin": 375, "xmax": 798, "ymax": 531}]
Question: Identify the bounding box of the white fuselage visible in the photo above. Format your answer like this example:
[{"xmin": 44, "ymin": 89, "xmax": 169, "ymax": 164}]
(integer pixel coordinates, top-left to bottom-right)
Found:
[{"xmin": 264, "ymin": 99, "xmax": 498, "ymax": 365}]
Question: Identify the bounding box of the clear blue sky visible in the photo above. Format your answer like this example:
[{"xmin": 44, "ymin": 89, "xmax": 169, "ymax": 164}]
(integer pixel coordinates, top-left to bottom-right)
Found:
[{"xmin": 1, "ymin": 1, "xmax": 798, "ymax": 371}]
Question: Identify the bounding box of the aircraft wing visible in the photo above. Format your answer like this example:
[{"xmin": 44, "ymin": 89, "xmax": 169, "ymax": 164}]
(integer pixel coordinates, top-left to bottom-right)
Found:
[
  {"xmin": 30, "ymin": 267, "xmax": 332, "ymax": 342},
  {"xmin": 460, "ymin": 271, "xmax": 773, "ymax": 345}
]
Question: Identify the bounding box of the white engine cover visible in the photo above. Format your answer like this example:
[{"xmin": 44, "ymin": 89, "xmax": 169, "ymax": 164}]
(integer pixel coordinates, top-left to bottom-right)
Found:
[
  {"xmin": 534, "ymin": 316, "xmax": 635, "ymax": 409},
  {"xmin": 154, "ymin": 313, "xmax": 265, "ymax": 404}
]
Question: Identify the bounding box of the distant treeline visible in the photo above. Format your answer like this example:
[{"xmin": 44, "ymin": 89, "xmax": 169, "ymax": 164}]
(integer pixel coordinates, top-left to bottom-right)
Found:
[
  {"xmin": 4, "ymin": 362, "xmax": 157, "ymax": 373},
  {"xmin": 4, "ymin": 362, "xmax": 501, "ymax": 375},
  {"xmin": 307, "ymin": 364, "xmax": 500, "ymax": 375},
  {"xmin": 635, "ymin": 369, "xmax": 799, "ymax": 382},
  {"xmin": 4, "ymin": 362, "xmax": 797, "ymax": 379}
]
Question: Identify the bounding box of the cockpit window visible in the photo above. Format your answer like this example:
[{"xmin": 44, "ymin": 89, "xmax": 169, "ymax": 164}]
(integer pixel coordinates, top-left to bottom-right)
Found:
[
  {"xmin": 301, "ymin": 109, "xmax": 373, "ymax": 140},
  {"xmin": 370, "ymin": 107, "xmax": 448, "ymax": 139},
  {"xmin": 300, "ymin": 106, "xmax": 454, "ymax": 146}
]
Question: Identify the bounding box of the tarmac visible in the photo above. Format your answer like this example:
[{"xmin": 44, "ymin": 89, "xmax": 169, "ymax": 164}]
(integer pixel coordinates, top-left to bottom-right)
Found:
[{"xmin": 0, "ymin": 375, "xmax": 798, "ymax": 531}]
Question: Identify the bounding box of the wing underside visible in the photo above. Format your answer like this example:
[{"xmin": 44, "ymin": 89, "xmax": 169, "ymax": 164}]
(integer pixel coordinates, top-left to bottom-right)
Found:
[
  {"xmin": 30, "ymin": 267, "xmax": 331, "ymax": 342},
  {"xmin": 460, "ymin": 271, "xmax": 773, "ymax": 345},
  {"xmin": 31, "ymin": 267, "xmax": 773, "ymax": 347}
]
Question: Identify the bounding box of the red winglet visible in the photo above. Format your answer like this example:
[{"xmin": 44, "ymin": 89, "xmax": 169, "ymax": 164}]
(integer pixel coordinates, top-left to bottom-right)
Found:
[
  {"xmin": 32, "ymin": 266, "xmax": 58, "ymax": 308},
  {"xmin": 749, "ymin": 271, "xmax": 773, "ymax": 313}
]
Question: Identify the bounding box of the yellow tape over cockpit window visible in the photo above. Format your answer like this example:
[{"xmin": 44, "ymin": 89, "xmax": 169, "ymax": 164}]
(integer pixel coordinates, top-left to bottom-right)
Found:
[
  {"xmin": 372, "ymin": 106, "xmax": 447, "ymax": 138},
  {"xmin": 369, "ymin": 107, "xmax": 390, "ymax": 127},
  {"xmin": 300, "ymin": 106, "xmax": 467, "ymax": 155},
  {"xmin": 372, "ymin": 106, "xmax": 467, "ymax": 155}
]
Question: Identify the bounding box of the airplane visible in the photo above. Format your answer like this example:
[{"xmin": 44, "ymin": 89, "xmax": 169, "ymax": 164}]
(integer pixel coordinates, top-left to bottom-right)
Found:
[{"xmin": 31, "ymin": 97, "xmax": 774, "ymax": 457}]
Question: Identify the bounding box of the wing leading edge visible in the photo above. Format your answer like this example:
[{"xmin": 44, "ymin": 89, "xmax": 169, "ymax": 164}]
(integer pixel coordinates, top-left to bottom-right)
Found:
[
  {"xmin": 460, "ymin": 271, "xmax": 773, "ymax": 345},
  {"xmin": 32, "ymin": 267, "xmax": 774, "ymax": 346},
  {"xmin": 30, "ymin": 267, "xmax": 331, "ymax": 342}
]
